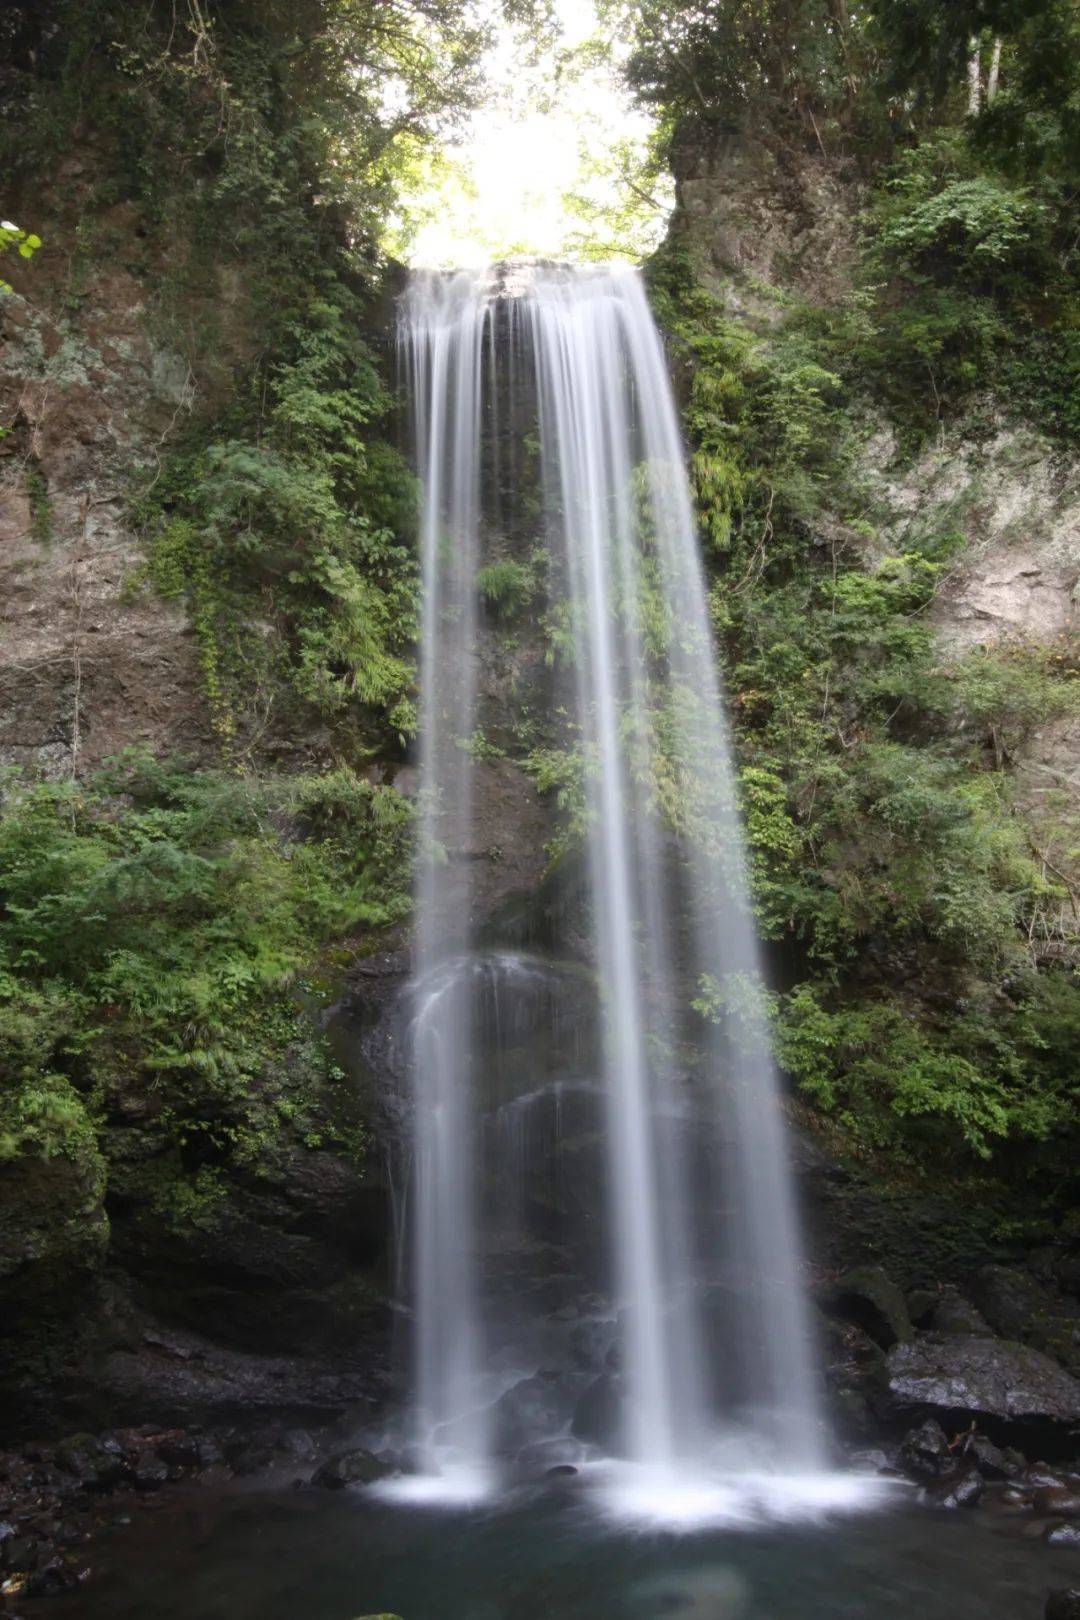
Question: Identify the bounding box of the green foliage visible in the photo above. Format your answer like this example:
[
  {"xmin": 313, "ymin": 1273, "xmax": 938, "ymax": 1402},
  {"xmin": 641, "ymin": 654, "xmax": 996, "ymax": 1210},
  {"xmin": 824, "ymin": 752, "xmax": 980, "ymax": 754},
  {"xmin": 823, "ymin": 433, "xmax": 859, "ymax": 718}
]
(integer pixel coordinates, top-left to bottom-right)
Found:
[
  {"xmin": 476, "ymin": 558, "xmax": 536, "ymax": 621},
  {"xmin": 851, "ymin": 132, "xmax": 1076, "ymax": 425},
  {"xmin": 0, "ymin": 218, "xmax": 41, "ymax": 294},
  {"xmin": 0, "ymin": 751, "xmax": 412, "ymax": 1200},
  {"xmin": 135, "ymin": 284, "xmax": 421, "ymax": 753},
  {"xmin": 649, "ymin": 234, "xmax": 1080, "ymax": 1169},
  {"xmin": 599, "ymin": 0, "xmax": 864, "ymax": 148}
]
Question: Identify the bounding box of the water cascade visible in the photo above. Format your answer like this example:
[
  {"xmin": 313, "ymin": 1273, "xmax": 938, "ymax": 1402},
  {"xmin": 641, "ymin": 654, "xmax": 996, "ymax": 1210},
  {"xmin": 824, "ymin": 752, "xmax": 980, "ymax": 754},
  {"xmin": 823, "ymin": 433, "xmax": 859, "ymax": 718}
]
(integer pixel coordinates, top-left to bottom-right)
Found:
[{"xmin": 399, "ymin": 263, "xmax": 825, "ymax": 1510}]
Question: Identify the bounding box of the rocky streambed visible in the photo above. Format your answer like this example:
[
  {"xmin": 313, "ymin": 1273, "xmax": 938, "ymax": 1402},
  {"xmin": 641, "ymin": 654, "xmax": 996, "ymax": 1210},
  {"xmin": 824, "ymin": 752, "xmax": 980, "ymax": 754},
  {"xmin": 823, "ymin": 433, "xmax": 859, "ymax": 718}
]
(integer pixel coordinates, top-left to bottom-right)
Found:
[{"xmin": 4, "ymin": 1254, "xmax": 1080, "ymax": 1615}]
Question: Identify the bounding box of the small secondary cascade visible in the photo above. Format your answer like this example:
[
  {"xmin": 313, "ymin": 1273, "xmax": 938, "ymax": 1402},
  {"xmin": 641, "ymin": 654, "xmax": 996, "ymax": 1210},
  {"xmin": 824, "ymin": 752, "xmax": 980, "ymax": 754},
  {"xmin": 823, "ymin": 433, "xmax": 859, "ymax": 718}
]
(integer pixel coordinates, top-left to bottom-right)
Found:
[{"xmin": 400, "ymin": 263, "xmax": 824, "ymax": 1495}]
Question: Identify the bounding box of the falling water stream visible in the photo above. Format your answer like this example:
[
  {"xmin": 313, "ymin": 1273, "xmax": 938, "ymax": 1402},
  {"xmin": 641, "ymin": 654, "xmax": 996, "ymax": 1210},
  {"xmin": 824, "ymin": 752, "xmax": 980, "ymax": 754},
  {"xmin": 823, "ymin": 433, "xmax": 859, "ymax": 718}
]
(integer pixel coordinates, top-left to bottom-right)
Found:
[{"xmin": 398, "ymin": 263, "xmax": 829, "ymax": 1518}]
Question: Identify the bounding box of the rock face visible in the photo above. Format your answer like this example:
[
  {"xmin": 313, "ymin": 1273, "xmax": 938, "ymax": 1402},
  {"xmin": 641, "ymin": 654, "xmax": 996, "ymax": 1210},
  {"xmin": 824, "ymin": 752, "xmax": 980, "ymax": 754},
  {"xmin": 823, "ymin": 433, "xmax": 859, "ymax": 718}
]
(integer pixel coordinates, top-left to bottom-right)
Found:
[
  {"xmin": 970, "ymin": 1266, "xmax": 1080, "ymax": 1379},
  {"xmin": 0, "ymin": 161, "xmax": 228, "ymax": 779},
  {"xmin": 827, "ymin": 1266, "xmax": 915, "ymax": 1349},
  {"xmin": 882, "ymin": 1334, "xmax": 1080, "ymax": 1442},
  {"xmin": 491, "ymin": 1372, "xmax": 580, "ymax": 1455},
  {"xmin": 929, "ymin": 1291, "xmax": 993, "ymax": 1338}
]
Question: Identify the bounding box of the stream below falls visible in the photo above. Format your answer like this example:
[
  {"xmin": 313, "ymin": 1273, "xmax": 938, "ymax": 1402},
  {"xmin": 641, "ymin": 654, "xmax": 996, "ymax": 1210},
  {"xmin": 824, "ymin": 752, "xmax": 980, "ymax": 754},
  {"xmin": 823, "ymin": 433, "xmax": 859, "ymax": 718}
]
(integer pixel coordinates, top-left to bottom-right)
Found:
[{"xmin": 38, "ymin": 1479, "xmax": 1078, "ymax": 1620}]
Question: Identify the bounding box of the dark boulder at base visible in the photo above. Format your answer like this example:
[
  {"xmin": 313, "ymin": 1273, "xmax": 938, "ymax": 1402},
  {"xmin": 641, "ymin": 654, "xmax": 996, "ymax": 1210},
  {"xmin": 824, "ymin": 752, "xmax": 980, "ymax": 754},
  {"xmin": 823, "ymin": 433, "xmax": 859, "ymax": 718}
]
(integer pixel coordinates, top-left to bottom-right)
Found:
[
  {"xmin": 491, "ymin": 1371, "xmax": 579, "ymax": 1453},
  {"xmin": 1035, "ymin": 1487, "xmax": 1080, "ymax": 1517},
  {"xmin": 312, "ymin": 1449, "xmax": 392, "ymax": 1489},
  {"xmin": 1047, "ymin": 1592, "xmax": 1080, "ymax": 1620},
  {"xmin": 960, "ymin": 1432, "xmax": 1015, "ymax": 1479},
  {"xmin": 54, "ymin": 1433, "xmax": 125, "ymax": 1491},
  {"xmin": 825, "ymin": 1267, "xmax": 914, "ymax": 1349},
  {"xmin": 898, "ymin": 1418, "xmax": 952, "ymax": 1479},
  {"xmin": 921, "ymin": 1468, "xmax": 983, "ymax": 1509},
  {"xmin": 881, "ymin": 1335, "xmax": 1080, "ymax": 1446},
  {"xmin": 25, "ymin": 1555, "xmax": 82, "ymax": 1598}
]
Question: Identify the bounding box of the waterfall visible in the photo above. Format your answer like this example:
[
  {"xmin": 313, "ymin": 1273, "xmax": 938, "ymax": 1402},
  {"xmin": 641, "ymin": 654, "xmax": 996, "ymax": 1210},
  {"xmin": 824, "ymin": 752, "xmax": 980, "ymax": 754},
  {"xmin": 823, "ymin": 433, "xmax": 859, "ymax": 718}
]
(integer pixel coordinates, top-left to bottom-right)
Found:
[
  {"xmin": 399, "ymin": 273, "xmax": 490, "ymax": 1484},
  {"xmin": 400, "ymin": 263, "xmax": 824, "ymax": 1506}
]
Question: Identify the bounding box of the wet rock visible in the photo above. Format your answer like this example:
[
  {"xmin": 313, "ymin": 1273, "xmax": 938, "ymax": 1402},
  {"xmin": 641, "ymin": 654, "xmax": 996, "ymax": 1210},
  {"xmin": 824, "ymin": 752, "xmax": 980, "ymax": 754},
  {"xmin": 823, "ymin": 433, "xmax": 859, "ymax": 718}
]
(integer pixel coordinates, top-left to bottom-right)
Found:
[
  {"xmin": 970, "ymin": 1266, "xmax": 1080, "ymax": 1376},
  {"xmin": 3, "ymin": 1534, "xmax": 39, "ymax": 1572},
  {"xmin": 55, "ymin": 1434, "xmax": 125, "ymax": 1490},
  {"xmin": 24, "ymin": 1556, "xmax": 81, "ymax": 1597},
  {"xmin": 228, "ymin": 1444, "xmax": 278, "ymax": 1477},
  {"xmin": 1045, "ymin": 1522, "xmax": 1080, "ymax": 1548},
  {"xmin": 1047, "ymin": 1592, "xmax": 1080, "ymax": 1620},
  {"xmin": 515, "ymin": 1436, "xmax": 585, "ymax": 1472},
  {"xmin": 881, "ymin": 1335, "xmax": 1080, "ymax": 1432},
  {"xmin": 833, "ymin": 1388, "xmax": 876, "ymax": 1438},
  {"xmin": 829, "ymin": 1266, "xmax": 914, "ymax": 1349},
  {"xmin": 961, "ymin": 1433, "xmax": 1013, "ymax": 1479},
  {"xmin": 195, "ymin": 1436, "xmax": 226, "ymax": 1467},
  {"xmin": 277, "ymin": 1429, "xmax": 318, "ymax": 1461},
  {"xmin": 128, "ymin": 1451, "xmax": 169, "ymax": 1491},
  {"xmin": 312, "ymin": 1448, "xmax": 392, "ymax": 1490},
  {"xmin": 931, "ymin": 1292, "xmax": 993, "ymax": 1338},
  {"xmin": 571, "ymin": 1372, "xmax": 624, "ymax": 1447},
  {"xmin": 492, "ymin": 1371, "xmax": 578, "ymax": 1452},
  {"xmin": 898, "ymin": 1418, "xmax": 952, "ymax": 1479},
  {"xmin": 1024, "ymin": 1465, "xmax": 1077, "ymax": 1491},
  {"xmin": 921, "ymin": 1467, "xmax": 984, "ymax": 1509},
  {"xmin": 1035, "ymin": 1488, "xmax": 1080, "ymax": 1517}
]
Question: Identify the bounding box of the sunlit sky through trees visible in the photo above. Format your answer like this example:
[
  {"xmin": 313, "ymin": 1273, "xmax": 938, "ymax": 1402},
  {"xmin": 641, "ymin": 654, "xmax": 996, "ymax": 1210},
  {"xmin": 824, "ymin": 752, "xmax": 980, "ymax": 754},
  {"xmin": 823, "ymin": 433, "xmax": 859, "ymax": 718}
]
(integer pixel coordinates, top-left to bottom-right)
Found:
[{"xmin": 388, "ymin": 0, "xmax": 673, "ymax": 267}]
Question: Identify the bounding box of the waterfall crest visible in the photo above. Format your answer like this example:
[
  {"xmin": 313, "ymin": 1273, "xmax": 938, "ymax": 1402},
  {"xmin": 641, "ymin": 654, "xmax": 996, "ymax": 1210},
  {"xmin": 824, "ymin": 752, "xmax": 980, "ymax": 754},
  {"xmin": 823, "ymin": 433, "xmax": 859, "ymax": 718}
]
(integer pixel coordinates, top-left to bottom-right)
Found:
[{"xmin": 400, "ymin": 263, "xmax": 824, "ymax": 1505}]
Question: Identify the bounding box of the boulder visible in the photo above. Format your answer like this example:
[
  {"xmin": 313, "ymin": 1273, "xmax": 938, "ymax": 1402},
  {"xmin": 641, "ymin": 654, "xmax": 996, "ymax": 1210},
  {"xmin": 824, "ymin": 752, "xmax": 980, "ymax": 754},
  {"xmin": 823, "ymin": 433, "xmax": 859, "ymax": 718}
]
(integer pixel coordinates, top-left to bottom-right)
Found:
[
  {"xmin": 898, "ymin": 1418, "xmax": 952, "ymax": 1479},
  {"xmin": 961, "ymin": 1433, "xmax": 1014, "ymax": 1479},
  {"xmin": 1035, "ymin": 1488, "xmax": 1080, "ymax": 1517},
  {"xmin": 54, "ymin": 1434, "xmax": 125, "ymax": 1491},
  {"xmin": 312, "ymin": 1448, "xmax": 391, "ymax": 1490},
  {"xmin": 921, "ymin": 1467, "xmax": 983, "ymax": 1509},
  {"xmin": 25, "ymin": 1555, "xmax": 81, "ymax": 1598},
  {"xmin": 881, "ymin": 1335, "xmax": 1080, "ymax": 1439},
  {"xmin": 1047, "ymin": 1593, "xmax": 1080, "ymax": 1620},
  {"xmin": 128, "ymin": 1450, "xmax": 169, "ymax": 1491},
  {"xmin": 277, "ymin": 1429, "xmax": 319, "ymax": 1461},
  {"xmin": 827, "ymin": 1267, "xmax": 914, "ymax": 1349},
  {"xmin": 492, "ymin": 1371, "xmax": 578, "ymax": 1454},
  {"xmin": 1025, "ymin": 1465, "xmax": 1076, "ymax": 1491},
  {"xmin": 1045, "ymin": 1523, "xmax": 1080, "ymax": 1548}
]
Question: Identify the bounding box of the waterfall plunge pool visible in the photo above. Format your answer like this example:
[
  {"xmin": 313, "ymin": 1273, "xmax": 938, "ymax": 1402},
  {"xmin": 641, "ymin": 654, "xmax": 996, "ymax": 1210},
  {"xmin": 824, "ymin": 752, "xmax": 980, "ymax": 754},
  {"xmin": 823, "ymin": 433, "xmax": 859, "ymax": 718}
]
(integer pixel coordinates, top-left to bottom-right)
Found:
[{"xmin": 40, "ymin": 1474, "xmax": 1074, "ymax": 1620}]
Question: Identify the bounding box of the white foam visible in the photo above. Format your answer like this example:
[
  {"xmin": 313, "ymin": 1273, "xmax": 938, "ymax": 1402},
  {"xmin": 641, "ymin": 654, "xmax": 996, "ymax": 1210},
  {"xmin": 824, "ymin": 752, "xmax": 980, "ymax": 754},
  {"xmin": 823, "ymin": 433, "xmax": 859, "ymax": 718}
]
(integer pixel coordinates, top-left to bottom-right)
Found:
[
  {"xmin": 374, "ymin": 1464, "xmax": 494, "ymax": 1509},
  {"xmin": 586, "ymin": 1462, "xmax": 896, "ymax": 1530}
]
